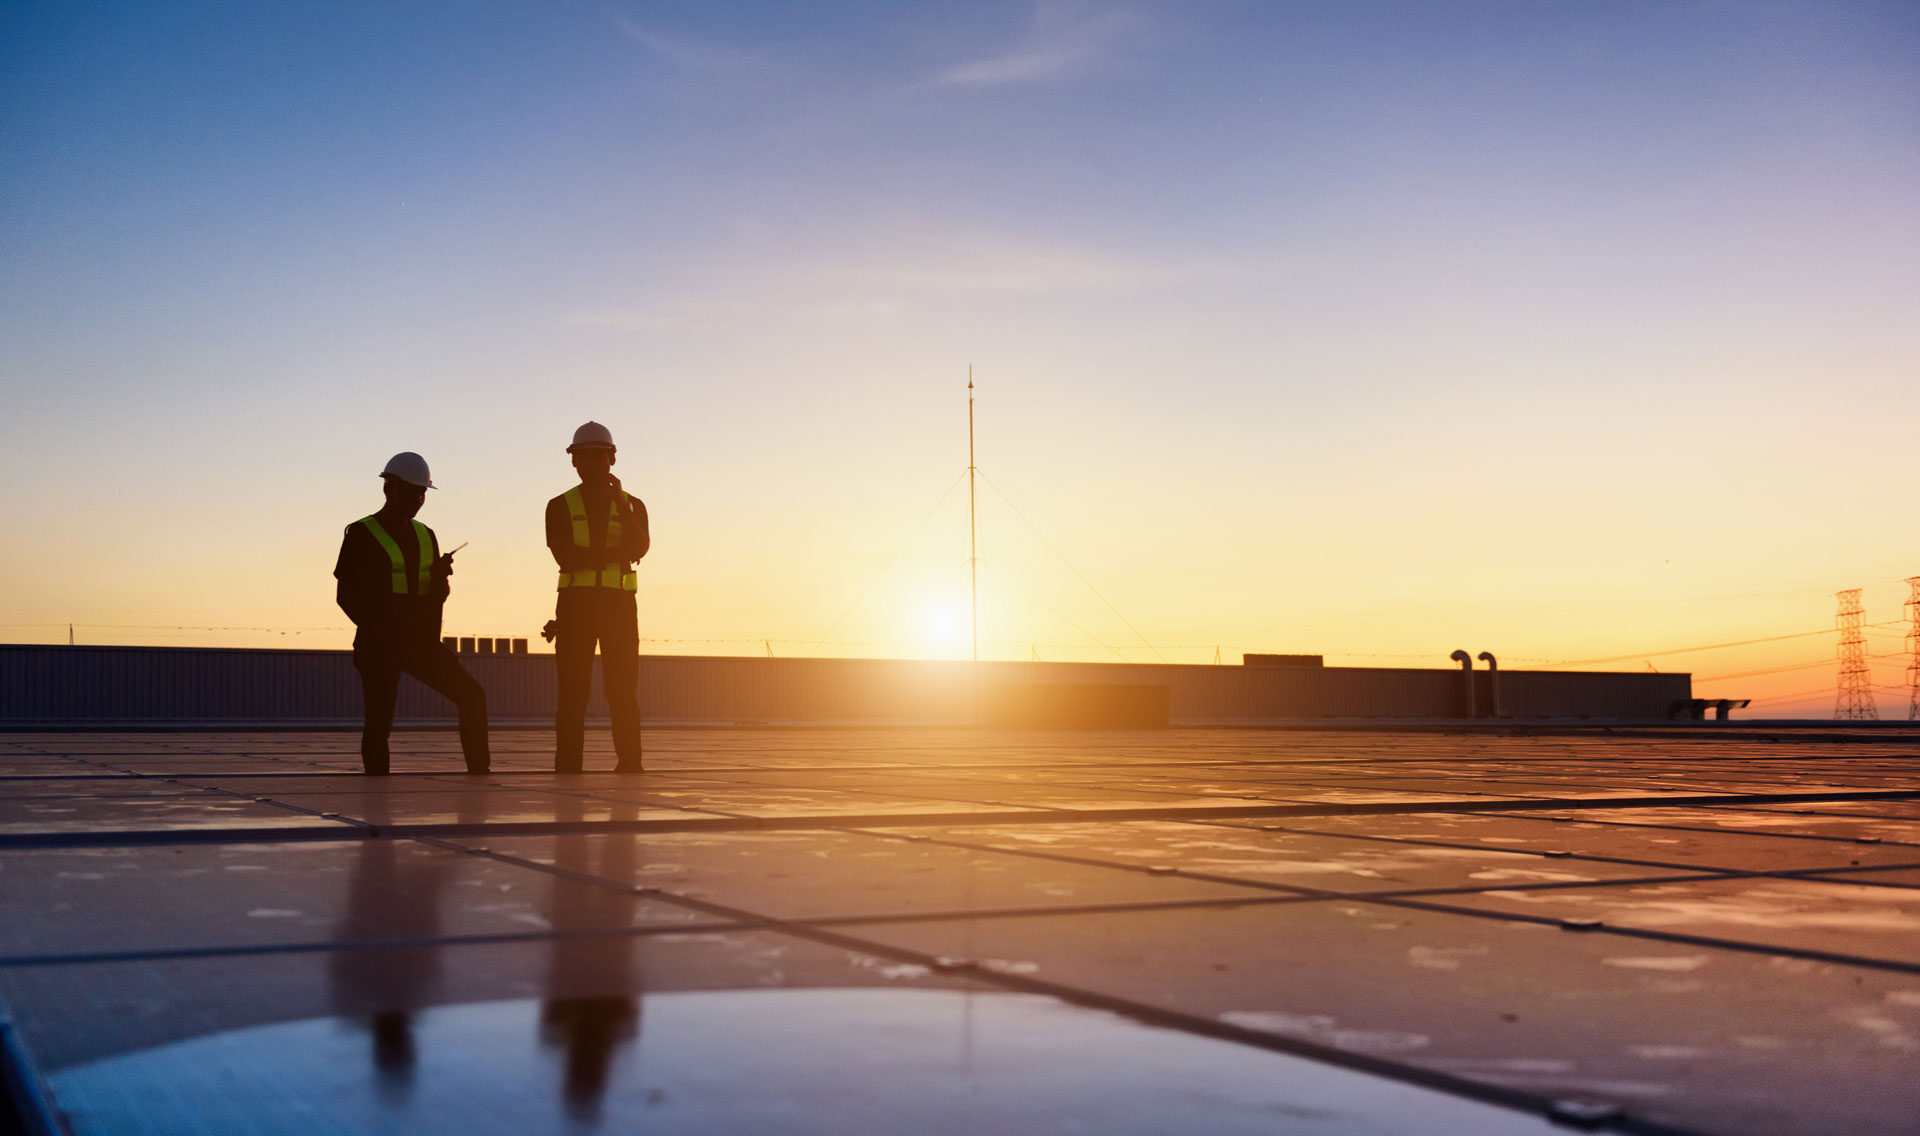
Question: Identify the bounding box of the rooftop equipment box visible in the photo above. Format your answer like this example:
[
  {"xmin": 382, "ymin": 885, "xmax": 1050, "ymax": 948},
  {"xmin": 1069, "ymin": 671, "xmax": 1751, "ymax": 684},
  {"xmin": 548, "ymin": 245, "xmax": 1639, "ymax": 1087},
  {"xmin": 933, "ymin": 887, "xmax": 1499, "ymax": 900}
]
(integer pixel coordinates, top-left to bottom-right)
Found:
[{"xmin": 985, "ymin": 683, "xmax": 1171, "ymax": 729}]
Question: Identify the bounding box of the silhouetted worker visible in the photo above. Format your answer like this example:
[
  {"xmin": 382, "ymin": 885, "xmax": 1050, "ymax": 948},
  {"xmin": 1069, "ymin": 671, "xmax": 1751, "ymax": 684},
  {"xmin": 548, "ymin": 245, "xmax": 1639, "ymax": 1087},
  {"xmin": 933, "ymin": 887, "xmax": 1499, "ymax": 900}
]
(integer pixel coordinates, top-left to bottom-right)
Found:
[
  {"xmin": 547, "ymin": 422, "xmax": 650, "ymax": 773},
  {"xmin": 334, "ymin": 452, "xmax": 489, "ymax": 774}
]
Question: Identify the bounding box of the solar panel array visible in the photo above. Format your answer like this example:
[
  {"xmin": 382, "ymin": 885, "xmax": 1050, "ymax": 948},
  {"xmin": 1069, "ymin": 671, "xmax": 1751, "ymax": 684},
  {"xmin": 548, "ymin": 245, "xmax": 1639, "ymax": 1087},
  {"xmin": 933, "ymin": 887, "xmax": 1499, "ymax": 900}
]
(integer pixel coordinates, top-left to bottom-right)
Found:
[{"xmin": 3, "ymin": 727, "xmax": 1918, "ymax": 1135}]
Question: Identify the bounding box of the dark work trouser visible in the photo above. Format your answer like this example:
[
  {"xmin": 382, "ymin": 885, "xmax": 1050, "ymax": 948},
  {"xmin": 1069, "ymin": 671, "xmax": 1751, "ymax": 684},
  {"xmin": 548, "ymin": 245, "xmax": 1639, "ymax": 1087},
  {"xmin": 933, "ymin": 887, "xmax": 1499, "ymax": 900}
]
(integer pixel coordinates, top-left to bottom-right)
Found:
[
  {"xmin": 554, "ymin": 588, "xmax": 642, "ymax": 772},
  {"xmin": 354, "ymin": 637, "xmax": 491, "ymax": 774}
]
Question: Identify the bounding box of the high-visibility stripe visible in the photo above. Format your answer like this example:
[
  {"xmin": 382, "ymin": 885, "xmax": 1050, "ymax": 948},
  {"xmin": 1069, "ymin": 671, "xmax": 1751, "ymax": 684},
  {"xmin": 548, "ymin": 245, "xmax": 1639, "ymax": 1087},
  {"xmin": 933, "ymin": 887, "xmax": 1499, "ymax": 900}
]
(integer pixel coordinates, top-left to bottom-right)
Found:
[
  {"xmin": 360, "ymin": 516, "xmax": 434, "ymax": 595},
  {"xmin": 412, "ymin": 521, "xmax": 433, "ymax": 593},
  {"xmin": 557, "ymin": 487, "xmax": 636, "ymax": 591},
  {"xmin": 563, "ymin": 487, "xmax": 589, "ymax": 548},
  {"xmin": 362, "ymin": 516, "xmax": 406, "ymax": 593}
]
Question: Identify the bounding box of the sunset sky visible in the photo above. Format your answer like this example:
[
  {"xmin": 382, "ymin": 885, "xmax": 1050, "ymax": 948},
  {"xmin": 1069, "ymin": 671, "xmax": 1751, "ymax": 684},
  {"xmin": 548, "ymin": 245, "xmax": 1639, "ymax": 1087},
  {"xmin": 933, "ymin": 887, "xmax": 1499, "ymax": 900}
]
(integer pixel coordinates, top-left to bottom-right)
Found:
[{"xmin": 3, "ymin": 2, "xmax": 1917, "ymax": 717}]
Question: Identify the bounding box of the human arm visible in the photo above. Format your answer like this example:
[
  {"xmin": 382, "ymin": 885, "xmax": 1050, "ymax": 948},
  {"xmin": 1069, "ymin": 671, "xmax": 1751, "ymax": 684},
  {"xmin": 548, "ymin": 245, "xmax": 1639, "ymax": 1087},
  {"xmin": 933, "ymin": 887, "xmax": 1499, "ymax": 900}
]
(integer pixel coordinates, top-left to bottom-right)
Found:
[
  {"xmin": 598, "ymin": 473, "xmax": 648, "ymax": 565},
  {"xmin": 429, "ymin": 530, "xmax": 452, "ymax": 601},
  {"xmin": 546, "ymin": 496, "xmax": 598, "ymax": 571},
  {"xmin": 547, "ymin": 490, "xmax": 646, "ymax": 569},
  {"xmin": 333, "ymin": 527, "xmax": 378, "ymax": 628},
  {"xmin": 336, "ymin": 578, "xmax": 371, "ymax": 626},
  {"xmin": 621, "ymin": 494, "xmax": 649, "ymax": 563}
]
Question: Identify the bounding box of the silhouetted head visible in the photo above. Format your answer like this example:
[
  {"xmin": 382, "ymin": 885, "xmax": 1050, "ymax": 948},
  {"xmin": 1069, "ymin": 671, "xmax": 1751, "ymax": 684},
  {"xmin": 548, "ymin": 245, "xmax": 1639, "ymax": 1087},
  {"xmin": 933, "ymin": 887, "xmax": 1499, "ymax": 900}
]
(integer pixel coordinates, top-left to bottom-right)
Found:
[
  {"xmin": 567, "ymin": 421, "xmax": 617, "ymax": 484},
  {"xmin": 570, "ymin": 446, "xmax": 615, "ymax": 483},
  {"xmin": 381, "ymin": 475, "xmax": 426, "ymax": 519}
]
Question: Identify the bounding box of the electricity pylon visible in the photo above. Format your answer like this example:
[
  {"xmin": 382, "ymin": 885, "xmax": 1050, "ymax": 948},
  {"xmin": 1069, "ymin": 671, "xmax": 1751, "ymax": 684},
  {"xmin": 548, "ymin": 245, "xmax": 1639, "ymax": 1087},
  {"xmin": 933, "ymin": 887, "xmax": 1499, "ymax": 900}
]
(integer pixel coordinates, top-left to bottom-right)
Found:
[
  {"xmin": 1835, "ymin": 588, "xmax": 1878, "ymax": 720},
  {"xmin": 1906, "ymin": 577, "xmax": 1920, "ymax": 721}
]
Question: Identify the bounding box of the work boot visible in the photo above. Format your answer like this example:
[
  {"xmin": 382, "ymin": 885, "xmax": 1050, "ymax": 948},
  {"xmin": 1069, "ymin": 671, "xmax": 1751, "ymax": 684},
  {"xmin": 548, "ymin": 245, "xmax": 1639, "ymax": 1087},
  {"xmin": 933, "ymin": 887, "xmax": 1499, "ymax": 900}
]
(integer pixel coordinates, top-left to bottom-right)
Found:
[{"xmin": 554, "ymin": 721, "xmax": 585, "ymax": 774}]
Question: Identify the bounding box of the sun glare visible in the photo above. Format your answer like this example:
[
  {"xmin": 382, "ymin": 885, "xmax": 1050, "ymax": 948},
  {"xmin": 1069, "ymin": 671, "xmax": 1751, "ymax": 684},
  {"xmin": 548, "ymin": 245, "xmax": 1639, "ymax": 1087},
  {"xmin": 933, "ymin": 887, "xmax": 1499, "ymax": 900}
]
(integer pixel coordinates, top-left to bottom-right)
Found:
[{"xmin": 918, "ymin": 599, "xmax": 967, "ymax": 657}]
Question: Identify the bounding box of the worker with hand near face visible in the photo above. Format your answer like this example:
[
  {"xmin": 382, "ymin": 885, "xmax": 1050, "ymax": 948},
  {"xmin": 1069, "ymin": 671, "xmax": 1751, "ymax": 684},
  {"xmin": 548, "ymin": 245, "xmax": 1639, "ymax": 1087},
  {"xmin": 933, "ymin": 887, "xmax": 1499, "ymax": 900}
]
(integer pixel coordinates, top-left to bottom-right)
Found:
[
  {"xmin": 334, "ymin": 452, "xmax": 490, "ymax": 775},
  {"xmin": 546, "ymin": 422, "xmax": 650, "ymax": 773}
]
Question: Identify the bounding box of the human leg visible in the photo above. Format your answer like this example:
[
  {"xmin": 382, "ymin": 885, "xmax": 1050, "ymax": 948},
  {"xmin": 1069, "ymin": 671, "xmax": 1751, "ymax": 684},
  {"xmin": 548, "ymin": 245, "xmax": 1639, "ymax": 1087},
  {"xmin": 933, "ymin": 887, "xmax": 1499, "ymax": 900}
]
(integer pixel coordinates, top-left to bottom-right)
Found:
[
  {"xmin": 597, "ymin": 592, "xmax": 643, "ymax": 772},
  {"xmin": 353, "ymin": 648, "xmax": 401, "ymax": 775},
  {"xmin": 554, "ymin": 589, "xmax": 597, "ymax": 773},
  {"xmin": 403, "ymin": 640, "xmax": 492, "ymax": 774}
]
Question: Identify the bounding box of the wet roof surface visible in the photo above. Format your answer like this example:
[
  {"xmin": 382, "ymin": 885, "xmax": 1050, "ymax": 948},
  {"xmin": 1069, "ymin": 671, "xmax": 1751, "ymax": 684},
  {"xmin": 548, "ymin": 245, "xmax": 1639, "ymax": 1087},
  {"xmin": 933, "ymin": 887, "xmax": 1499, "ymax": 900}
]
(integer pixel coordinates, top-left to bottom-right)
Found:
[{"xmin": 2, "ymin": 726, "xmax": 1918, "ymax": 1135}]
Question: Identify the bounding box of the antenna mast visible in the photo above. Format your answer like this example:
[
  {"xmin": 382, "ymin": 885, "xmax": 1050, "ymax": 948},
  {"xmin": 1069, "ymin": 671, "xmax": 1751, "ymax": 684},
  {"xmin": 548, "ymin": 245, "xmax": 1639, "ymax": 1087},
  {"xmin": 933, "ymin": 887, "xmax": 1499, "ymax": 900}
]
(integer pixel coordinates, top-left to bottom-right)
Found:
[{"xmin": 968, "ymin": 367, "xmax": 979, "ymax": 725}]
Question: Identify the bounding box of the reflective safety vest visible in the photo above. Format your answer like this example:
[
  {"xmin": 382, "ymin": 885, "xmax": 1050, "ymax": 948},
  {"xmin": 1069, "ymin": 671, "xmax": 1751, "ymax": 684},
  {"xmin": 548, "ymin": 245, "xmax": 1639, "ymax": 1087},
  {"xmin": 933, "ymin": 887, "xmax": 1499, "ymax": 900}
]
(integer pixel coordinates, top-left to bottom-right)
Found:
[
  {"xmin": 360, "ymin": 515, "xmax": 434, "ymax": 595},
  {"xmin": 557, "ymin": 486, "xmax": 638, "ymax": 591}
]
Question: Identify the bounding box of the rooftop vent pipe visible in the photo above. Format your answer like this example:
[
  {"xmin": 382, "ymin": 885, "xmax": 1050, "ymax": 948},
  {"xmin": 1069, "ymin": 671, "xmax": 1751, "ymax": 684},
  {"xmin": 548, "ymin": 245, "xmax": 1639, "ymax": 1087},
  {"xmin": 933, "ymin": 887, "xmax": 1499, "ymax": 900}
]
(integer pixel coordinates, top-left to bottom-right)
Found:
[
  {"xmin": 1449, "ymin": 650, "xmax": 1476, "ymax": 719},
  {"xmin": 1477, "ymin": 652, "xmax": 1500, "ymax": 718}
]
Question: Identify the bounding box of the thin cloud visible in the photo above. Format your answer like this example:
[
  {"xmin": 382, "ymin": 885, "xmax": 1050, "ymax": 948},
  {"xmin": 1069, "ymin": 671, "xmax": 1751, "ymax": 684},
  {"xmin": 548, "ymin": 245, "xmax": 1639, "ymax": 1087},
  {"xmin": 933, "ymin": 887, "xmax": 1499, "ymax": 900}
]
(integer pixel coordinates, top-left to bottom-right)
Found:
[
  {"xmin": 931, "ymin": 1, "xmax": 1138, "ymax": 87},
  {"xmin": 564, "ymin": 233, "xmax": 1201, "ymax": 331},
  {"xmin": 606, "ymin": 11, "xmax": 766, "ymax": 77},
  {"xmin": 813, "ymin": 239, "xmax": 1184, "ymax": 295}
]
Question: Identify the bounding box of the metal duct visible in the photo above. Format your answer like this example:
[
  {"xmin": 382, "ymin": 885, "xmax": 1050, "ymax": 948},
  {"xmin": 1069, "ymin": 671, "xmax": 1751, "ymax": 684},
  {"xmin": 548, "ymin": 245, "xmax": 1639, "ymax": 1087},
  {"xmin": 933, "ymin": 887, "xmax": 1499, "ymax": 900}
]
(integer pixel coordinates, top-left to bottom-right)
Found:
[{"xmin": 1448, "ymin": 650, "xmax": 1476, "ymax": 719}]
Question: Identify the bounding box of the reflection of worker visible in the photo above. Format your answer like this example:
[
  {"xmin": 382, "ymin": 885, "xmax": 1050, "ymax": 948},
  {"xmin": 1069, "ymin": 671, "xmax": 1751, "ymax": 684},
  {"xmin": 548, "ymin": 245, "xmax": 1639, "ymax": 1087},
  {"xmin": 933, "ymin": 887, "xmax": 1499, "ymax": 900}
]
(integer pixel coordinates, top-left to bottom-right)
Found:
[
  {"xmin": 334, "ymin": 452, "xmax": 489, "ymax": 775},
  {"xmin": 326, "ymin": 838, "xmax": 454, "ymax": 1100},
  {"xmin": 547, "ymin": 423, "xmax": 649, "ymax": 773},
  {"xmin": 540, "ymin": 794, "xmax": 643, "ymax": 1117}
]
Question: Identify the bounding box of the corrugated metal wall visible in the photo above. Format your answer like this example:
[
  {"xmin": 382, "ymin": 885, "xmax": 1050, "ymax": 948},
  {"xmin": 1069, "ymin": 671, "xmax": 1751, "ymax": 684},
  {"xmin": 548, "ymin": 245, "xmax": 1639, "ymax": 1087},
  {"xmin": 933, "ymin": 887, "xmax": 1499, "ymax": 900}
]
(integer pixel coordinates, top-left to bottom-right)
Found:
[
  {"xmin": 0, "ymin": 646, "xmax": 1692, "ymax": 726},
  {"xmin": 1497, "ymin": 669, "xmax": 1692, "ymax": 720}
]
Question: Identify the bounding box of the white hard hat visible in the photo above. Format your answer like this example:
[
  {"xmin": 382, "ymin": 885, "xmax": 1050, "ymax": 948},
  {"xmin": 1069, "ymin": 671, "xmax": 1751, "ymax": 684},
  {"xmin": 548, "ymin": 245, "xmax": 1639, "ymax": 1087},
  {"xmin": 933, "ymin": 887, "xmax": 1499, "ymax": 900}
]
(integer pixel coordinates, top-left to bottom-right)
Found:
[
  {"xmin": 380, "ymin": 452, "xmax": 434, "ymax": 489},
  {"xmin": 567, "ymin": 421, "xmax": 615, "ymax": 453}
]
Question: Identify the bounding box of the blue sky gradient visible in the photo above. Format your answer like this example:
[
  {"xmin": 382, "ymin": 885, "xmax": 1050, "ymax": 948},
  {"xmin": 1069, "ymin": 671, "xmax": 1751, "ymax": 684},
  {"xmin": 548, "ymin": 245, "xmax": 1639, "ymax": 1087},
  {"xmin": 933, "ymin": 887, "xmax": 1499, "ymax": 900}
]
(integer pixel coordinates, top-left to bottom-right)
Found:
[{"xmin": 3, "ymin": 2, "xmax": 1917, "ymax": 711}]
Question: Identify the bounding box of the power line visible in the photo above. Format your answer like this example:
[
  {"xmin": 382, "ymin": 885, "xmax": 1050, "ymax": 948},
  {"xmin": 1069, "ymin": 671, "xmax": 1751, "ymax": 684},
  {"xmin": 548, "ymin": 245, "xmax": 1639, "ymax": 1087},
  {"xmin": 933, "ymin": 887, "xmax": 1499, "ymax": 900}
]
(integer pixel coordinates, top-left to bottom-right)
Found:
[
  {"xmin": 1545, "ymin": 623, "xmax": 1903, "ymax": 668},
  {"xmin": 1743, "ymin": 685, "xmax": 1837, "ymax": 703},
  {"xmin": 1699, "ymin": 647, "xmax": 1913, "ymax": 683},
  {"xmin": 1696, "ymin": 658, "xmax": 1832, "ymax": 683},
  {"xmin": 805, "ymin": 470, "xmax": 968, "ymax": 658},
  {"xmin": 974, "ymin": 469, "xmax": 1167, "ymax": 663},
  {"xmin": 979, "ymin": 560, "xmax": 1130, "ymax": 663}
]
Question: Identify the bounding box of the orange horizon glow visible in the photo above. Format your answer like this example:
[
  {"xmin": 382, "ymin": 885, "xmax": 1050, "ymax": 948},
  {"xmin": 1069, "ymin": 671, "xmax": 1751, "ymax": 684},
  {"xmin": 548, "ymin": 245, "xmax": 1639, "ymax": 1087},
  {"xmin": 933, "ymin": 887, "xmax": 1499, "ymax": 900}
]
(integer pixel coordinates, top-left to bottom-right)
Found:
[
  {"xmin": 7, "ymin": 494, "xmax": 1915, "ymax": 722},
  {"xmin": 4, "ymin": 5, "xmax": 1916, "ymax": 722}
]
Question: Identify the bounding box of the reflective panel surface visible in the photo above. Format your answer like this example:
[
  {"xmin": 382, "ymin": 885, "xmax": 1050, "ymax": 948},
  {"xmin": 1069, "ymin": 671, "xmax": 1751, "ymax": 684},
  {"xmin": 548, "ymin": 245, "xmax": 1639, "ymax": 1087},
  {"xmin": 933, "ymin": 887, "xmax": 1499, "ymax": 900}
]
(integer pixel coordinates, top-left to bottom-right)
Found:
[
  {"xmin": 473, "ymin": 827, "xmax": 1279, "ymax": 920},
  {"xmin": 873, "ymin": 820, "xmax": 1713, "ymax": 894},
  {"xmin": 47, "ymin": 990, "xmax": 1563, "ymax": 1135},
  {"xmin": 4, "ymin": 726, "xmax": 1919, "ymax": 1136},
  {"xmin": 0, "ymin": 794, "xmax": 359, "ymax": 835},
  {"xmin": 0, "ymin": 840, "xmax": 712, "ymax": 961},
  {"xmin": 837, "ymin": 900, "xmax": 1920, "ymax": 1136}
]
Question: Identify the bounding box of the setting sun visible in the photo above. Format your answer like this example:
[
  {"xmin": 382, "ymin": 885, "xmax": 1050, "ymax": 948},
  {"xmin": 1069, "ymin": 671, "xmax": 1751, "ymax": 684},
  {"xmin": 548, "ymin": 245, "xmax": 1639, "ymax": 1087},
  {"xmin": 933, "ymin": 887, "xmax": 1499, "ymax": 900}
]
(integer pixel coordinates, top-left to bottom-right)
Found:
[{"xmin": 917, "ymin": 598, "xmax": 969, "ymax": 658}]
